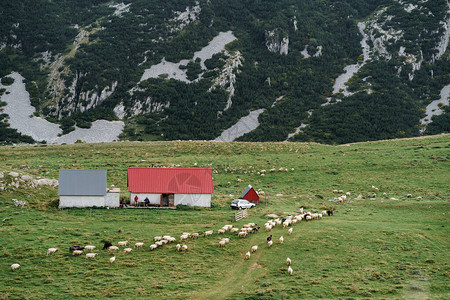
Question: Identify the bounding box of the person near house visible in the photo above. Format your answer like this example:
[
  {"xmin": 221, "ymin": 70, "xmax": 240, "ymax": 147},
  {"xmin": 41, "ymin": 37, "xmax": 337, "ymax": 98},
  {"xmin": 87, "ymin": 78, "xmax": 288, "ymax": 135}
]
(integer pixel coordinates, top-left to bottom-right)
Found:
[
  {"xmin": 120, "ymin": 198, "xmax": 128, "ymax": 208},
  {"xmin": 144, "ymin": 197, "xmax": 150, "ymax": 207},
  {"xmin": 134, "ymin": 195, "xmax": 139, "ymax": 207}
]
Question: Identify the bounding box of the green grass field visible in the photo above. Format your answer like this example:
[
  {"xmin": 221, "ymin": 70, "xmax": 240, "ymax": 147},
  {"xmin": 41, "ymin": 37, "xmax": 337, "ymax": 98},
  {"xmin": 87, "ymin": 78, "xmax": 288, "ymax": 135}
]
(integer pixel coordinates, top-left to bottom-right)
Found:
[{"xmin": 0, "ymin": 135, "xmax": 449, "ymax": 299}]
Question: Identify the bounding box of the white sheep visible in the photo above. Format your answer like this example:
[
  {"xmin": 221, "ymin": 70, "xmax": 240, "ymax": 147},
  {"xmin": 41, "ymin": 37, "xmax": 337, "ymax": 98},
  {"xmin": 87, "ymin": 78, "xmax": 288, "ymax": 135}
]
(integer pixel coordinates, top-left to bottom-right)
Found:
[
  {"xmin": 176, "ymin": 244, "xmax": 181, "ymax": 251},
  {"xmin": 150, "ymin": 244, "xmax": 158, "ymax": 251},
  {"xmin": 118, "ymin": 241, "xmax": 128, "ymax": 247},
  {"xmin": 217, "ymin": 229, "xmax": 226, "ymax": 234},
  {"xmin": 288, "ymin": 228, "xmax": 293, "ymax": 235},
  {"xmin": 47, "ymin": 248, "xmax": 58, "ymax": 256},
  {"xmin": 407, "ymin": 194, "xmax": 413, "ymax": 198},
  {"xmin": 222, "ymin": 238, "xmax": 230, "ymax": 243},
  {"xmin": 218, "ymin": 240, "xmax": 226, "ymax": 247},
  {"xmin": 204, "ymin": 230, "xmax": 214, "ymax": 236},
  {"xmin": 155, "ymin": 241, "xmax": 164, "ymax": 247},
  {"xmin": 286, "ymin": 257, "xmax": 291, "ymax": 265},
  {"xmin": 84, "ymin": 245, "xmax": 96, "ymax": 251},
  {"xmin": 154, "ymin": 236, "xmax": 163, "ymax": 242},
  {"xmin": 279, "ymin": 236, "xmax": 284, "ymax": 244},
  {"xmin": 191, "ymin": 233, "xmax": 200, "ymax": 239},
  {"xmin": 72, "ymin": 250, "xmax": 83, "ymax": 256},
  {"xmin": 85, "ymin": 253, "xmax": 97, "ymax": 259},
  {"xmin": 134, "ymin": 242, "xmax": 144, "ymax": 248},
  {"xmin": 180, "ymin": 234, "xmax": 189, "ymax": 240},
  {"xmin": 238, "ymin": 231, "xmax": 247, "ymax": 238},
  {"xmin": 372, "ymin": 185, "xmax": 379, "ymax": 192},
  {"xmin": 245, "ymin": 251, "xmax": 251, "ymax": 259},
  {"xmin": 11, "ymin": 263, "xmax": 20, "ymax": 271},
  {"xmin": 108, "ymin": 246, "xmax": 119, "ymax": 252},
  {"xmin": 268, "ymin": 240, "xmax": 273, "ymax": 247},
  {"xmin": 109, "ymin": 256, "xmax": 116, "ymax": 263},
  {"xmin": 123, "ymin": 248, "xmax": 132, "ymax": 253},
  {"xmin": 251, "ymin": 245, "xmax": 258, "ymax": 253},
  {"xmin": 288, "ymin": 266, "xmax": 293, "ymax": 275},
  {"xmin": 181, "ymin": 245, "xmax": 188, "ymax": 251}
]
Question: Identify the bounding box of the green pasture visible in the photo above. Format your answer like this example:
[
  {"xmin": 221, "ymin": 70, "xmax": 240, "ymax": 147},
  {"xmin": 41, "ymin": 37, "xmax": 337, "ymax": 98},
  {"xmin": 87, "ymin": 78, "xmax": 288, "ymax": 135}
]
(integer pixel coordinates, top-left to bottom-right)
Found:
[{"xmin": 0, "ymin": 135, "xmax": 449, "ymax": 299}]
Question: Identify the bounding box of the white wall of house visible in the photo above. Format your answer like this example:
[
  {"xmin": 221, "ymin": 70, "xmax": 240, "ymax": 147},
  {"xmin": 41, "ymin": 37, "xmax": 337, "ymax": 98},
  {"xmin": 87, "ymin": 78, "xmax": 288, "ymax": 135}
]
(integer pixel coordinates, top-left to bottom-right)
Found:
[
  {"xmin": 129, "ymin": 193, "xmax": 211, "ymax": 207},
  {"xmin": 175, "ymin": 194, "xmax": 211, "ymax": 207},
  {"xmin": 105, "ymin": 192, "xmax": 120, "ymax": 208},
  {"xmin": 59, "ymin": 196, "xmax": 105, "ymax": 208}
]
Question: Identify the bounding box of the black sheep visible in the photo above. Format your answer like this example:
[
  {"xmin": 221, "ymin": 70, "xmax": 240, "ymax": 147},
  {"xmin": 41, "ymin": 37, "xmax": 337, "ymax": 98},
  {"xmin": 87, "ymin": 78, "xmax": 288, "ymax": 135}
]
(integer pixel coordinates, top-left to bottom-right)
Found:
[
  {"xmin": 267, "ymin": 235, "xmax": 272, "ymax": 242},
  {"xmin": 102, "ymin": 241, "xmax": 113, "ymax": 250},
  {"xmin": 327, "ymin": 209, "xmax": 334, "ymax": 216},
  {"xmin": 252, "ymin": 227, "xmax": 261, "ymax": 233}
]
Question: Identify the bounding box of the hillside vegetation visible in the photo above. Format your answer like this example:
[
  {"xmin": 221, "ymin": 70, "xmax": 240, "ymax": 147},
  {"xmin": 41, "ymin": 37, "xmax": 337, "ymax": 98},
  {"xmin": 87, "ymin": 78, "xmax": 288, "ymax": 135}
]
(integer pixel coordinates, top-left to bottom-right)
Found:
[
  {"xmin": 0, "ymin": 0, "xmax": 449, "ymax": 144},
  {"xmin": 0, "ymin": 135, "xmax": 449, "ymax": 299}
]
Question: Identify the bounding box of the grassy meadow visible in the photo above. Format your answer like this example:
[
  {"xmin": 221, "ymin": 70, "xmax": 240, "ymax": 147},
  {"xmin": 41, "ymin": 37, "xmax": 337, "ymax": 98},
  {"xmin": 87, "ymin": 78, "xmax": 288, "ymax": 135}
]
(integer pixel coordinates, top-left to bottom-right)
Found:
[{"xmin": 0, "ymin": 135, "xmax": 449, "ymax": 299}]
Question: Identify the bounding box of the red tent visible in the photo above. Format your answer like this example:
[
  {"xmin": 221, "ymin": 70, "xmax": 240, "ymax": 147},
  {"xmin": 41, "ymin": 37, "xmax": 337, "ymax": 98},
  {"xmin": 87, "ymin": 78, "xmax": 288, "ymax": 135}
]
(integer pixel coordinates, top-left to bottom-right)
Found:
[{"xmin": 241, "ymin": 185, "xmax": 259, "ymax": 205}]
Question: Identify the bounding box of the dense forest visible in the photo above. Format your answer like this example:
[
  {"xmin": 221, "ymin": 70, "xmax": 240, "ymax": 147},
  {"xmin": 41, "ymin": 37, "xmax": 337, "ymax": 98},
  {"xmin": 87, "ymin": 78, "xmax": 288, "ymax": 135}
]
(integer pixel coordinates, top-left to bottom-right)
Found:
[{"xmin": 0, "ymin": 0, "xmax": 448, "ymax": 144}]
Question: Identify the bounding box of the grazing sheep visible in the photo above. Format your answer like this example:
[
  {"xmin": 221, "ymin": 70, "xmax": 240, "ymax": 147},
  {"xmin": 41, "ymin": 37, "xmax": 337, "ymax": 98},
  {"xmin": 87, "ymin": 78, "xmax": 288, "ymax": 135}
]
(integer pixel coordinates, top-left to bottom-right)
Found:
[
  {"xmin": 230, "ymin": 228, "xmax": 239, "ymax": 233},
  {"xmin": 238, "ymin": 231, "xmax": 247, "ymax": 238},
  {"xmin": 305, "ymin": 215, "xmax": 312, "ymax": 221},
  {"xmin": 326, "ymin": 209, "xmax": 334, "ymax": 216},
  {"xmin": 372, "ymin": 185, "xmax": 379, "ymax": 192},
  {"xmin": 181, "ymin": 245, "xmax": 188, "ymax": 251},
  {"xmin": 150, "ymin": 244, "xmax": 158, "ymax": 251},
  {"xmin": 176, "ymin": 244, "xmax": 181, "ymax": 252},
  {"xmin": 346, "ymin": 192, "xmax": 351, "ymax": 196},
  {"xmin": 267, "ymin": 235, "xmax": 272, "ymax": 242},
  {"xmin": 417, "ymin": 196, "xmax": 422, "ymax": 200},
  {"xmin": 123, "ymin": 248, "xmax": 132, "ymax": 253},
  {"xmin": 69, "ymin": 245, "xmax": 85, "ymax": 252},
  {"xmin": 109, "ymin": 256, "xmax": 116, "ymax": 263},
  {"xmin": 288, "ymin": 228, "xmax": 293, "ymax": 235},
  {"xmin": 279, "ymin": 236, "xmax": 284, "ymax": 244},
  {"xmin": 286, "ymin": 257, "xmax": 291, "ymax": 265},
  {"xmin": 191, "ymin": 233, "xmax": 200, "ymax": 239},
  {"xmin": 222, "ymin": 238, "xmax": 230, "ymax": 243},
  {"xmin": 218, "ymin": 240, "xmax": 226, "ymax": 247},
  {"xmin": 85, "ymin": 253, "xmax": 98, "ymax": 259},
  {"xmin": 268, "ymin": 240, "xmax": 273, "ymax": 247},
  {"xmin": 11, "ymin": 263, "xmax": 20, "ymax": 271},
  {"xmin": 288, "ymin": 266, "xmax": 293, "ymax": 275},
  {"xmin": 154, "ymin": 236, "xmax": 163, "ymax": 242},
  {"xmin": 118, "ymin": 241, "xmax": 128, "ymax": 247},
  {"xmin": 72, "ymin": 250, "xmax": 83, "ymax": 256},
  {"xmin": 407, "ymin": 194, "xmax": 413, "ymax": 198},
  {"xmin": 84, "ymin": 245, "xmax": 96, "ymax": 251},
  {"xmin": 102, "ymin": 242, "xmax": 112, "ymax": 250},
  {"xmin": 47, "ymin": 248, "xmax": 58, "ymax": 256},
  {"xmin": 252, "ymin": 227, "xmax": 261, "ymax": 233},
  {"xmin": 204, "ymin": 230, "xmax": 214, "ymax": 236},
  {"xmin": 338, "ymin": 190, "xmax": 344, "ymax": 194},
  {"xmin": 108, "ymin": 246, "xmax": 119, "ymax": 252},
  {"xmin": 333, "ymin": 189, "xmax": 338, "ymax": 193},
  {"xmin": 245, "ymin": 251, "xmax": 251, "ymax": 259},
  {"xmin": 217, "ymin": 229, "xmax": 226, "ymax": 234},
  {"xmin": 251, "ymin": 245, "xmax": 258, "ymax": 253},
  {"xmin": 134, "ymin": 242, "xmax": 144, "ymax": 248},
  {"xmin": 180, "ymin": 234, "xmax": 189, "ymax": 241},
  {"xmin": 155, "ymin": 241, "xmax": 164, "ymax": 247}
]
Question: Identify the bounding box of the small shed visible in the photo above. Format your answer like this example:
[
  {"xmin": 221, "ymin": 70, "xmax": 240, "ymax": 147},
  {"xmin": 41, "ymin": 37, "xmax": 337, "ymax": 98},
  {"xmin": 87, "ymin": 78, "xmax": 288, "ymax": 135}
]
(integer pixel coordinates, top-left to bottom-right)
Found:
[
  {"xmin": 128, "ymin": 167, "xmax": 213, "ymax": 207},
  {"xmin": 241, "ymin": 184, "xmax": 259, "ymax": 205},
  {"xmin": 58, "ymin": 169, "xmax": 120, "ymax": 208}
]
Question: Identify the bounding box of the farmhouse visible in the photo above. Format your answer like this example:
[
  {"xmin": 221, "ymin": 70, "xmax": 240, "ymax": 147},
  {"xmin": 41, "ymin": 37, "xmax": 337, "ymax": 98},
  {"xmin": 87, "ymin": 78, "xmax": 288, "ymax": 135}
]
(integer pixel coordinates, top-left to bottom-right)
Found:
[
  {"xmin": 58, "ymin": 169, "xmax": 120, "ymax": 208},
  {"xmin": 241, "ymin": 184, "xmax": 259, "ymax": 205},
  {"xmin": 128, "ymin": 167, "xmax": 213, "ymax": 208}
]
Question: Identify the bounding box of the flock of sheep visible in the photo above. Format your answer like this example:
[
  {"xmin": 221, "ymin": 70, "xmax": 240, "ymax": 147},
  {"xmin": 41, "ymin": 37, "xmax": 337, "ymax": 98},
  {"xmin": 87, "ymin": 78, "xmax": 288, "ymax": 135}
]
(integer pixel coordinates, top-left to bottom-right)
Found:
[{"xmin": 10, "ymin": 207, "xmax": 334, "ymax": 275}]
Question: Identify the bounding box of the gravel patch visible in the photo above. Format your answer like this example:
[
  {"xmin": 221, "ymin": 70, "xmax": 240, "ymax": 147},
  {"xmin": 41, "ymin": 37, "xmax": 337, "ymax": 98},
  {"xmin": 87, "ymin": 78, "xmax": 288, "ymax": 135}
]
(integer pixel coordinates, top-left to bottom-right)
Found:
[{"xmin": 1, "ymin": 72, "xmax": 124, "ymax": 144}]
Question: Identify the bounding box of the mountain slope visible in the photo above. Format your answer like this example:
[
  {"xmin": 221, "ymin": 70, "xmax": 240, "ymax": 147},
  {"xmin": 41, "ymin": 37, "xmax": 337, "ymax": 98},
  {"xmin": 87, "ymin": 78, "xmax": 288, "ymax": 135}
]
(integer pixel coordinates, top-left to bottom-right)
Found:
[{"xmin": 0, "ymin": 0, "xmax": 448, "ymax": 144}]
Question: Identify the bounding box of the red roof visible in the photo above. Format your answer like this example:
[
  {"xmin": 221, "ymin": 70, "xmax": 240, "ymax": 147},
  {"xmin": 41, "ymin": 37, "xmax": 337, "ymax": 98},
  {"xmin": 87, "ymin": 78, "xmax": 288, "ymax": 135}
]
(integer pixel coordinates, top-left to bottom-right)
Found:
[{"xmin": 128, "ymin": 167, "xmax": 213, "ymax": 194}]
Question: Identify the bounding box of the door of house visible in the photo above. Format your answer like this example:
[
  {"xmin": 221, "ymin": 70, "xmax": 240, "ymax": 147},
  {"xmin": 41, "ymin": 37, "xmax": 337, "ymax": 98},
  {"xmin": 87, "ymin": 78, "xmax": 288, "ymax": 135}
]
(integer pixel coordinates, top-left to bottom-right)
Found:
[{"xmin": 162, "ymin": 194, "xmax": 169, "ymax": 206}]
